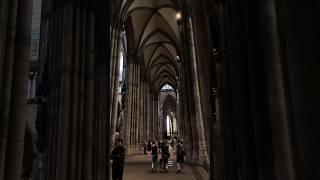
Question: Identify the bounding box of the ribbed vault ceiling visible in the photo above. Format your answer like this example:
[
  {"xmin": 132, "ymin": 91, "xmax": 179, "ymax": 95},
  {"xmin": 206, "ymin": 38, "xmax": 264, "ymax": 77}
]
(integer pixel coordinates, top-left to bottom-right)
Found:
[{"xmin": 122, "ymin": 0, "xmax": 181, "ymax": 92}]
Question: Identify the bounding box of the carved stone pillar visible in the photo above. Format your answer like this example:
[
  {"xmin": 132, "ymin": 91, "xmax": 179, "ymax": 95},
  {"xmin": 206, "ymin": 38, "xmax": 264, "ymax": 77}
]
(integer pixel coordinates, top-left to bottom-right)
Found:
[
  {"xmin": 69, "ymin": 7, "xmax": 81, "ymax": 180},
  {"xmin": 110, "ymin": 27, "xmax": 121, "ymax": 145},
  {"xmin": 125, "ymin": 59, "xmax": 134, "ymax": 153},
  {"xmin": 0, "ymin": 0, "xmax": 33, "ymax": 179},
  {"xmin": 55, "ymin": 4, "xmax": 74, "ymax": 180},
  {"xmin": 186, "ymin": 14, "xmax": 209, "ymax": 165},
  {"xmin": 139, "ymin": 81, "xmax": 144, "ymax": 143},
  {"xmin": 145, "ymin": 84, "xmax": 150, "ymax": 140},
  {"xmin": 148, "ymin": 90, "xmax": 154, "ymax": 140},
  {"xmin": 258, "ymin": 1, "xmax": 295, "ymax": 179},
  {"xmin": 135, "ymin": 65, "xmax": 141, "ymax": 151}
]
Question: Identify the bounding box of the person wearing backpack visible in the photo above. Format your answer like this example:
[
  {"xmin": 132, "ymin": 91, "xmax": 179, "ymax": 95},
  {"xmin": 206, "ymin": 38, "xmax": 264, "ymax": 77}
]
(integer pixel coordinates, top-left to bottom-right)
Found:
[{"xmin": 176, "ymin": 139, "xmax": 185, "ymax": 174}]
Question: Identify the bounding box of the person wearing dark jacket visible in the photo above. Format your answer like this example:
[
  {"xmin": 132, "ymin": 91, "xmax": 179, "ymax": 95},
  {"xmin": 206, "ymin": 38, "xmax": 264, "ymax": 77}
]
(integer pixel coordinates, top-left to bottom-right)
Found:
[
  {"xmin": 111, "ymin": 138, "xmax": 125, "ymax": 180},
  {"xmin": 151, "ymin": 141, "xmax": 158, "ymax": 173},
  {"xmin": 161, "ymin": 141, "xmax": 170, "ymax": 172},
  {"xmin": 176, "ymin": 139, "xmax": 185, "ymax": 174}
]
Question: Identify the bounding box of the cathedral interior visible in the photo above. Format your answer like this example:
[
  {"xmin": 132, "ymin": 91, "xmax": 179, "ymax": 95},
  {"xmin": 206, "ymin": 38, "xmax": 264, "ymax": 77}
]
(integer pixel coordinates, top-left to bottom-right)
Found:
[{"xmin": 0, "ymin": 0, "xmax": 320, "ymax": 179}]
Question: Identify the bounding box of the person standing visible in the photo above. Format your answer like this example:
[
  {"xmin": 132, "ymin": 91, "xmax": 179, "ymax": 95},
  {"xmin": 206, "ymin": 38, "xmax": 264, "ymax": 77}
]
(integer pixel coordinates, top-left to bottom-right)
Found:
[
  {"xmin": 176, "ymin": 139, "xmax": 185, "ymax": 174},
  {"xmin": 151, "ymin": 141, "xmax": 158, "ymax": 173},
  {"xmin": 161, "ymin": 141, "xmax": 170, "ymax": 172},
  {"xmin": 111, "ymin": 138, "xmax": 125, "ymax": 180}
]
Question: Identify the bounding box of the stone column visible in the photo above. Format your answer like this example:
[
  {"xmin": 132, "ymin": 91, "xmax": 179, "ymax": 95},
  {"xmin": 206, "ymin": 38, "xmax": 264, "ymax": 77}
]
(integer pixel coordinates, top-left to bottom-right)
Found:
[
  {"xmin": 146, "ymin": 89, "xmax": 150, "ymax": 139},
  {"xmin": 0, "ymin": 0, "xmax": 18, "ymax": 178},
  {"xmin": 69, "ymin": 6, "xmax": 81, "ymax": 180},
  {"xmin": 149, "ymin": 90, "xmax": 154, "ymax": 140},
  {"xmin": 0, "ymin": 0, "xmax": 9, "ymax": 102},
  {"xmin": 154, "ymin": 96, "xmax": 157, "ymax": 140},
  {"xmin": 46, "ymin": 9, "xmax": 62, "ymax": 180},
  {"xmin": 145, "ymin": 84, "xmax": 150, "ymax": 140},
  {"xmin": 153, "ymin": 97, "xmax": 156, "ymax": 140},
  {"xmin": 139, "ymin": 81, "xmax": 144, "ymax": 143},
  {"xmin": 45, "ymin": 12, "xmax": 54, "ymax": 178},
  {"xmin": 132, "ymin": 63, "xmax": 137, "ymax": 151},
  {"xmin": 142, "ymin": 82, "xmax": 146, "ymax": 141},
  {"xmin": 94, "ymin": 4, "xmax": 110, "ymax": 178},
  {"xmin": 56, "ymin": 4, "xmax": 73, "ymax": 180},
  {"xmin": 110, "ymin": 28, "xmax": 121, "ymax": 144},
  {"xmin": 136, "ymin": 65, "xmax": 141, "ymax": 151},
  {"xmin": 39, "ymin": 2, "xmax": 110, "ymax": 179},
  {"xmin": 186, "ymin": 15, "xmax": 209, "ymax": 164},
  {"xmin": 176, "ymin": 88, "xmax": 183, "ymax": 138},
  {"xmin": 1, "ymin": 0, "xmax": 32, "ymax": 179},
  {"xmin": 132, "ymin": 62, "xmax": 137, "ymax": 152},
  {"xmin": 181, "ymin": 72, "xmax": 193, "ymax": 162},
  {"xmin": 85, "ymin": 11, "xmax": 96, "ymax": 180},
  {"xmin": 76, "ymin": 9, "xmax": 87, "ymax": 179},
  {"xmin": 109, "ymin": 25, "xmax": 117, "ymax": 98},
  {"xmin": 151, "ymin": 95, "xmax": 154, "ymax": 140},
  {"xmin": 154, "ymin": 97, "xmax": 159, "ymax": 140},
  {"xmin": 259, "ymin": 1, "xmax": 295, "ymax": 179},
  {"xmin": 125, "ymin": 61, "xmax": 133, "ymax": 153},
  {"xmin": 108, "ymin": 26, "xmax": 117, "ymax": 155}
]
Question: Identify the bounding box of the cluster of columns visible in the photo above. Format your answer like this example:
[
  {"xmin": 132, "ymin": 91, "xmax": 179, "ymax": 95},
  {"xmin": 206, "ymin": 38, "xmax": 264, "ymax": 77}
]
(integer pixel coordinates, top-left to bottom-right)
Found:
[
  {"xmin": 176, "ymin": 4, "xmax": 210, "ymax": 167},
  {"xmin": 122, "ymin": 58, "xmax": 162, "ymax": 154},
  {"xmin": 187, "ymin": 0, "xmax": 320, "ymax": 179},
  {"xmin": 38, "ymin": 1, "xmax": 110, "ymax": 179},
  {"xmin": 124, "ymin": 60, "xmax": 140, "ymax": 153},
  {"xmin": 109, "ymin": 23, "xmax": 122, "ymax": 144},
  {"xmin": 0, "ymin": 0, "xmax": 33, "ymax": 179}
]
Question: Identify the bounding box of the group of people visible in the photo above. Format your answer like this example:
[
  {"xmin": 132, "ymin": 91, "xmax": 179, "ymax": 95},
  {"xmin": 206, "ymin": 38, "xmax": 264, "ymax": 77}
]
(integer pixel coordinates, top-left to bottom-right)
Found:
[
  {"xmin": 143, "ymin": 138, "xmax": 186, "ymax": 174},
  {"xmin": 110, "ymin": 137, "xmax": 186, "ymax": 180}
]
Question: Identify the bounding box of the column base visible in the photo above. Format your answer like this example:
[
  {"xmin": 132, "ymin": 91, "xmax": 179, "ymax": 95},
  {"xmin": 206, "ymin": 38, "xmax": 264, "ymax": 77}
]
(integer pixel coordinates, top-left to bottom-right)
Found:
[{"xmin": 189, "ymin": 146, "xmax": 209, "ymax": 166}]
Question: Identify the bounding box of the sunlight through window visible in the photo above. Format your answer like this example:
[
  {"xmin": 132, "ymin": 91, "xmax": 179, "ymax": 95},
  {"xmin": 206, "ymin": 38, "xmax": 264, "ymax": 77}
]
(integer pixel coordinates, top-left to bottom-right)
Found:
[{"xmin": 161, "ymin": 84, "xmax": 174, "ymax": 91}]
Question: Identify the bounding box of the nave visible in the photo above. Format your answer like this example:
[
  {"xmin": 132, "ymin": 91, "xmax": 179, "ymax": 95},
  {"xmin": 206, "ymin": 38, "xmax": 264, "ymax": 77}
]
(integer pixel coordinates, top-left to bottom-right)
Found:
[{"xmin": 0, "ymin": 0, "xmax": 320, "ymax": 180}]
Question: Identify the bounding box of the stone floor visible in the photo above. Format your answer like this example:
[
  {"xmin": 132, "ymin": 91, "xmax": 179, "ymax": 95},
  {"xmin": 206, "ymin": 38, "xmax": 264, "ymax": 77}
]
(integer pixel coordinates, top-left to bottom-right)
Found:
[{"xmin": 112, "ymin": 154, "xmax": 209, "ymax": 180}]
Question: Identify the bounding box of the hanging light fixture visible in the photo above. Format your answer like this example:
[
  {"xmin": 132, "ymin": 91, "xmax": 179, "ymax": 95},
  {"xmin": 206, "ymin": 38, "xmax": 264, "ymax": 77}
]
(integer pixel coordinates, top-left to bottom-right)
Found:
[{"xmin": 176, "ymin": 11, "xmax": 182, "ymax": 20}]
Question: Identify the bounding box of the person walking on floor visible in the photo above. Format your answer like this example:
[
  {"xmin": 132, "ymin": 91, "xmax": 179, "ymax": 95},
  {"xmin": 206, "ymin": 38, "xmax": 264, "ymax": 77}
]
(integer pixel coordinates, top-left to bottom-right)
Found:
[
  {"xmin": 151, "ymin": 141, "xmax": 158, "ymax": 173},
  {"xmin": 176, "ymin": 139, "xmax": 185, "ymax": 174},
  {"xmin": 161, "ymin": 140, "xmax": 170, "ymax": 172},
  {"xmin": 111, "ymin": 138, "xmax": 125, "ymax": 180}
]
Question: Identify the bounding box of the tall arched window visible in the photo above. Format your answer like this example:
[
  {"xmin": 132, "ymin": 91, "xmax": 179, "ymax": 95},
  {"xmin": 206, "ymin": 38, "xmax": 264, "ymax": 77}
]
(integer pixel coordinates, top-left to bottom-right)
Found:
[{"xmin": 161, "ymin": 84, "xmax": 174, "ymax": 91}]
